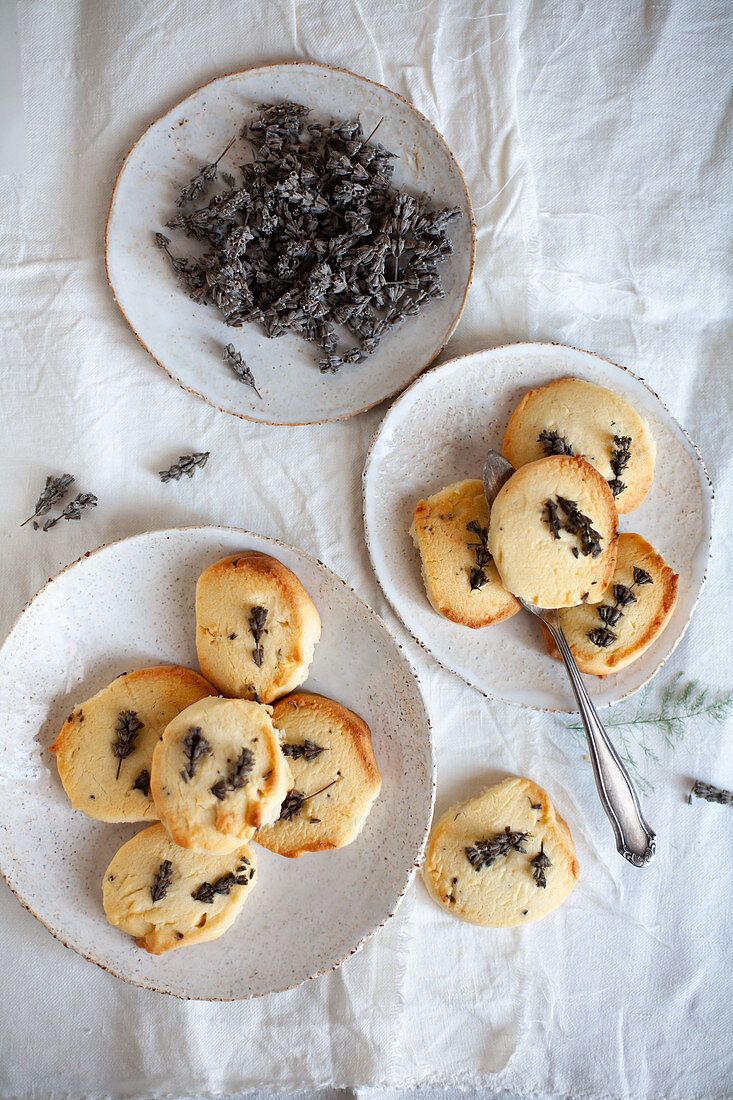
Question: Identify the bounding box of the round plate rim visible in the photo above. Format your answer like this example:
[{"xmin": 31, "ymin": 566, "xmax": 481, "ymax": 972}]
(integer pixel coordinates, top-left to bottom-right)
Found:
[
  {"xmin": 362, "ymin": 341, "xmax": 714, "ymax": 713},
  {"xmin": 104, "ymin": 60, "xmax": 477, "ymax": 427},
  {"xmin": 0, "ymin": 524, "xmax": 436, "ymax": 1000}
]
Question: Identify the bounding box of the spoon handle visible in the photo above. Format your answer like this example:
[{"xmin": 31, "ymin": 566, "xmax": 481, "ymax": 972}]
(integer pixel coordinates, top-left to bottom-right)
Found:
[{"xmin": 544, "ymin": 614, "xmax": 656, "ymax": 866}]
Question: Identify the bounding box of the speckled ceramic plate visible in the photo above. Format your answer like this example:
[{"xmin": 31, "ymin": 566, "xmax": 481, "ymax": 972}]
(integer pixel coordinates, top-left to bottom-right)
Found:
[
  {"xmin": 0, "ymin": 528, "xmax": 434, "ymax": 999},
  {"xmin": 105, "ymin": 62, "xmax": 475, "ymax": 425},
  {"xmin": 363, "ymin": 344, "xmax": 713, "ymax": 712}
]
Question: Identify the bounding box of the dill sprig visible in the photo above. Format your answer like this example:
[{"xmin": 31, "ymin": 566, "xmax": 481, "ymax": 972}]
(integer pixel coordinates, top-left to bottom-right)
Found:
[{"xmin": 563, "ymin": 674, "xmax": 733, "ymax": 794}]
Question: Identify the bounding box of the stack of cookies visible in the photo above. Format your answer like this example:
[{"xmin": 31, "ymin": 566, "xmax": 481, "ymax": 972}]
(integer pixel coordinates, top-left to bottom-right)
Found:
[
  {"xmin": 51, "ymin": 551, "xmax": 381, "ymax": 954},
  {"xmin": 411, "ymin": 377, "xmax": 680, "ymax": 677}
]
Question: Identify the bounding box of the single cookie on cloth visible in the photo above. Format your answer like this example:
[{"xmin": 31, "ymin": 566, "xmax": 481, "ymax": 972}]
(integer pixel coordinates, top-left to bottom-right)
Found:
[
  {"xmin": 256, "ymin": 692, "xmax": 381, "ymax": 857},
  {"xmin": 409, "ymin": 479, "xmax": 520, "ymax": 628},
  {"xmin": 541, "ymin": 532, "xmax": 679, "ymax": 675},
  {"xmin": 488, "ymin": 455, "xmax": 618, "ymax": 608},
  {"xmin": 195, "ymin": 551, "xmax": 321, "ymax": 704},
  {"xmin": 422, "ymin": 777, "xmax": 579, "ymax": 927},
  {"xmin": 49, "ymin": 666, "xmax": 218, "ymax": 823},
  {"xmin": 502, "ymin": 376, "xmax": 656, "ymax": 513},
  {"xmin": 150, "ymin": 696, "xmax": 292, "ymax": 853},
  {"xmin": 103, "ymin": 823, "xmax": 256, "ymax": 954}
]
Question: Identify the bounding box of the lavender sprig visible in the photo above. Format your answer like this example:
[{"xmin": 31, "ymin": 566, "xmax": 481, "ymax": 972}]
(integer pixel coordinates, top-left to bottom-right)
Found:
[
  {"xmin": 159, "ymin": 452, "xmax": 209, "ymax": 482},
  {"xmin": 22, "ymin": 473, "xmax": 75, "ymax": 527},
  {"xmin": 42, "ymin": 493, "xmax": 97, "ymax": 531},
  {"xmin": 176, "ymin": 138, "xmax": 236, "ymax": 206},
  {"xmin": 223, "ymin": 344, "xmax": 261, "ymax": 397},
  {"xmin": 688, "ymin": 781, "xmax": 733, "ymax": 806}
]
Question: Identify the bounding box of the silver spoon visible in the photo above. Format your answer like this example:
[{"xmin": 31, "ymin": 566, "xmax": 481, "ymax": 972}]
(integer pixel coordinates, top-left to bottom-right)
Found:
[{"xmin": 483, "ymin": 449, "xmax": 656, "ymax": 866}]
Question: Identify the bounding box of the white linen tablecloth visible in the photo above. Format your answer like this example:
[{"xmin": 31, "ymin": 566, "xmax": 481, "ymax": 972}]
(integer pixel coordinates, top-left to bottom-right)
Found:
[{"xmin": 0, "ymin": 2, "xmax": 731, "ymax": 1097}]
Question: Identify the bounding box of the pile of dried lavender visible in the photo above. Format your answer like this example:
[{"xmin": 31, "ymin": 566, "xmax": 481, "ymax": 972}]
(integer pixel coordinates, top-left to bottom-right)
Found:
[{"xmin": 156, "ymin": 102, "xmax": 461, "ymax": 374}]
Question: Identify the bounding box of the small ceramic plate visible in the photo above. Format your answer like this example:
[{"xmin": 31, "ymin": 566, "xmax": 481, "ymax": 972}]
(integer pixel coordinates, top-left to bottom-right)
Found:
[
  {"xmin": 0, "ymin": 528, "xmax": 434, "ymax": 999},
  {"xmin": 363, "ymin": 344, "xmax": 713, "ymax": 712},
  {"xmin": 106, "ymin": 62, "xmax": 475, "ymax": 425}
]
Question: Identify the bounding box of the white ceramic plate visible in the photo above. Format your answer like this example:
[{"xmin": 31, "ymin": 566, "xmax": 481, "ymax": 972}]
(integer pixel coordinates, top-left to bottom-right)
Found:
[
  {"xmin": 0, "ymin": 528, "xmax": 434, "ymax": 999},
  {"xmin": 363, "ymin": 344, "xmax": 713, "ymax": 712},
  {"xmin": 106, "ymin": 62, "xmax": 475, "ymax": 425}
]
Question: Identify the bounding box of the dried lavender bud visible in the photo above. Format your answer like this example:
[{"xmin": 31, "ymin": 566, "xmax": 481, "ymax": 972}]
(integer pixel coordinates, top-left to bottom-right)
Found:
[
  {"xmin": 42, "ymin": 493, "xmax": 97, "ymax": 531},
  {"xmin": 538, "ymin": 429, "xmax": 574, "ymax": 457},
  {"xmin": 688, "ymin": 781, "xmax": 733, "ymax": 807},
  {"xmin": 587, "ymin": 627, "xmax": 617, "ymax": 648},
  {"xmin": 555, "ymin": 496, "xmax": 603, "ymax": 558},
  {"xmin": 465, "ymin": 827, "xmax": 530, "ymax": 871},
  {"xmin": 281, "ymin": 740, "xmax": 324, "ymax": 761},
  {"xmin": 151, "ymin": 860, "xmax": 173, "ymax": 903},
  {"xmin": 610, "ymin": 435, "xmax": 632, "ymax": 477},
  {"xmin": 612, "ymin": 583, "xmax": 637, "ymax": 607},
  {"xmin": 112, "ymin": 710, "xmax": 144, "ymax": 779},
  {"xmin": 210, "ymin": 747, "xmax": 255, "ymax": 800},
  {"xmin": 466, "ymin": 520, "xmax": 491, "ymax": 590},
  {"xmin": 159, "ymin": 452, "xmax": 209, "ymax": 482},
  {"xmin": 278, "ymin": 778, "xmax": 340, "ymax": 821},
  {"xmin": 544, "ymin": 498, "xmax": 561, "ymax": 539},
  {"xmin": 223, "ymin": 343, "xmax": 261, "ymax": 397},
  {"xmin": 249, "ymin": 605, "xmax": 268, "ymax": 668},
  {"xmin": 633, "ymin": 566, "xmax": 653, "ymax": 586},
  {"xmin": 598, "ymin": 604, "xmax": 623, "ymax": 627},
  {"xmin": 22, "ymin": 473, "xmax": 74, "ymax": 527},
  {"xmin": 531, "ymin": 842, "xmax": 552, "ymax": 888},
  {"xmin": 132, "ymin": 769, "xmax": 151, "ymax": 797},
  {"xmin": 181, "ymin": 726, "xmax": 211, "ymax": 780},
  {"xmin": 191, "ymin": 868, "xmax": 251, "ymax": 904}
]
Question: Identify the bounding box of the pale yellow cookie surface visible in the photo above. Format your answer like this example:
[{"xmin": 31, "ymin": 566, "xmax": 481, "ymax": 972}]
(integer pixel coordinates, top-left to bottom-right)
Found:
[
  {"xmin": 488, "ymin": 455, "xmax": 618, "ymax": 608},
  {"xmin": 150, "ymin": 696, "xmax": 292, "ymax": 853},
  {"xmin": 195, "ymin": 552, "xmax": 321, "ymax": 703},
  {"xmin": 49, "ymin": 666, "xmax": 218, "ymax": 823},
  {"xmin": 423, "ymin": 777, "xmax": 579, "ymax": 927},
  {"xmin": 103, "ymin": 823, "xmax": 256, "ymax": 954},
  {"xmin": 255, "ymin": 692, "xmax": 381, "ymax": 858},
  {"xmin": 410, "ymin": 479, "xmax": 520, "ymax": 628},
  {"xmin": 542, "ymin": 532, "xmax": 679, "ymax": 675},
  {"xmin": 503, "ymin": 377, "xmax": 656, "ymax": 513}
]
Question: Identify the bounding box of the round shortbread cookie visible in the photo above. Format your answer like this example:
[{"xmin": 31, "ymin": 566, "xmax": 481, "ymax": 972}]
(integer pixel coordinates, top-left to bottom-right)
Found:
[
  {"xmin": 255, "ymin": 692, "xmax": 381, "ymax": 858},
  {"xmin": 487, "ymin": 455, "xmax": 618, "ymax": 608},
  {"xmin": 150, "ymin": 696, "xmax": 292, "ymax": 853},
  {"xmin": 502, "ymin": 376, "xmax": 656, "ymax": 513},
  {"xmin": 409, "ymin": 479, "xmax": 520, "ymax": 628},
  {"xmin": 541, "ymin": 532, "xmax": 679, "ymax": 675},
  {"xmin": 195, "ymin": 552, "xmax": 321, "ymax": 703},
  {"xmin": 423, "ymin": 777, "xmax": 579, "ymax": 927},
  {"xmin": 103, "ymin": 823, "xmax": 256, "ymax": 954},
  {"xmin": 49, "ymin": 666, "xmax": 218, "ymax": 823}
]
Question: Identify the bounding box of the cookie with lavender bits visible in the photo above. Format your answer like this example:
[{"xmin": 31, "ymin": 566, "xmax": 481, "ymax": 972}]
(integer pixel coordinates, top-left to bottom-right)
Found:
[
  {"xmin": 410, "ymin": 479, "xmax": 520, "ymax": 628},
  {"xmin": 255, "ymin": 692, "xmax": 381, "ymax": 858},
  {"xmin": 195, "ymin": 552, "xmax": 321, "ymax": 703},
  {"xmin": 502, "ymin": 377, "xmax": 656, "ymax": 513},
  {"xmin": 150, "ymin": 696, "xmax": 292, "ymax": 853},
  {"xmin": 49, "ymin": 666, "xmax": 218, "ymax": 823},
  {"xmin": 103, "ymin": 823, "xmax": 256, "ymax": 954},
  {"xmin": 422, "ymin": 777, "xmax": 578, "ymax": 927},
  {"xmin": 541, "ymin": 532, "xmax": 679, "ymax": 675}
]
